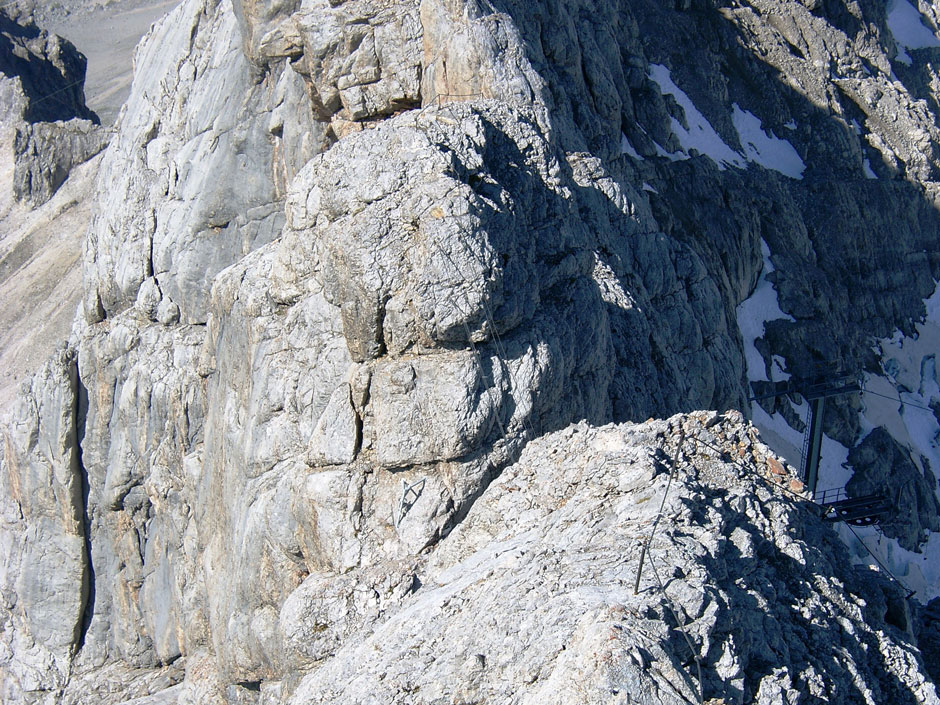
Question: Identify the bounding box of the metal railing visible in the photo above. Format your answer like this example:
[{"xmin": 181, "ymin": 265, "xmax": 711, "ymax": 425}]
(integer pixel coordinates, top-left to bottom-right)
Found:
[{"xmin": 814, "ymin": 487, "xmax": 849, "ymax": 505}]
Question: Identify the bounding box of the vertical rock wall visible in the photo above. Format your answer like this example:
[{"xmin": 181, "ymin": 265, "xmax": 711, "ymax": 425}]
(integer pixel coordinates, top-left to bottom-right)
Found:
[{"xmin": 0, "ymin": 348, "xmax": 87, "ymax": 697}]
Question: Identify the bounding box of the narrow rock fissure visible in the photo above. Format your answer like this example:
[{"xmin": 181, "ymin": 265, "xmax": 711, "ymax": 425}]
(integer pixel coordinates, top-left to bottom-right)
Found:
[{"xmin": 74, "ymin": 371, "xmax": 96, "ymax": 654}]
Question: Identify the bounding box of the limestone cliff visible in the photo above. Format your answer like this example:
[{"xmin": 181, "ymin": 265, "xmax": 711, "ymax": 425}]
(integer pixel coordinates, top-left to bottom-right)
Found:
[{"xmin": 3, "ymin": 0, "xmax": 940, "ymax": 703}]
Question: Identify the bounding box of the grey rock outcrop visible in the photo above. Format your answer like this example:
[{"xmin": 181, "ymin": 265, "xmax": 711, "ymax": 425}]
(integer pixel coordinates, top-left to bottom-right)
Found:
[
  {"xmin": 0, "ymin": 9, "xmax": 106, "ymax": 207},
  {"xmin": 13, "ymin": 119, "xmax": 109, "ymax": 206},
  {"xmin": 917, "ymin": 597, "xmax": 940, "ymax": 686},
  {"xmin": 81, "ymin": 0, "xmax": 313, "ymax": 325},
  {"xmin": 307, "ymin": 383, "xmax": 359, "ymax": 466},
  {"xmin": 0, "ymin": 10, "xmax": 96, "ymax": 124},
  {"xmin": 73, "ymin": 316, "xmax": 208, "ymax": 671},
  {"xmin": 0, "ymin": 346, "xmax": 88, "ymax": 699},
  {"xmin": 847, "ymin": 427, "xmax": 940, "ymax": 551}
]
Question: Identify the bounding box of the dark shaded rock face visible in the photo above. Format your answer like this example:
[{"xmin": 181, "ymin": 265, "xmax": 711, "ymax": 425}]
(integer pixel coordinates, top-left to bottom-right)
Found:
[
  {"xmin": 611, "ymin": 0, "xmax": 940, "ymax": 548},
  {"xmin": 917, "ymin": 597, "xmax": 940, "ymax": 685},
  {"xmin": 0, "ymin": 10, "xmax": 97, "ymax": 124},
  {"xmin": 848, "ymin": 427, "xmax": 940, "ymax": 550},
  {"xmin": 0, "ymin": 9, "xmax": 106, "ymax": 206}
]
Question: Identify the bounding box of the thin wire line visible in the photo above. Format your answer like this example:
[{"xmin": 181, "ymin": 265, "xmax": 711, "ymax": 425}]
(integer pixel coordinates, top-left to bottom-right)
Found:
[
  {"xmin": 416, "ymin": 108, "xmax": 536, "ymax": 444},
  {"xmin": 646, "ymin": 549, "xmax": 705, "ymax": 705},
  {"xmin": 692, "ymin": 428, "xmax": 918, "ymax": 598},
  {"xmin": 862, "ymin": 386, "xmax": 936, "ymax": 413},
  {"xmin": 637, "ymin": 430, "xmax": 685, "ymax": 583},
  {"xmin": 845, "ymin": 523, "xmax": 916, "ymax": 597},
  {"xmin": 690, "ymin": 433, "xmax": 809, "ymax": 503},
  {"xmin": 430, "ymin": 99, "xmax": 539, "ymax": 441},
  {"xmin": 448, "ymin": 226, "xmax": 538, "ymax": 441},
  {"xmin": 633, "ymin": 432, "xmax": 704, "ymax": 705},
  {"xmin": 0, "ymin": 12, "xmax": 92, "ymax": 114},
  {"xmin": 22, "ymin": 76, "xmax": 87, "ymax": 109}
]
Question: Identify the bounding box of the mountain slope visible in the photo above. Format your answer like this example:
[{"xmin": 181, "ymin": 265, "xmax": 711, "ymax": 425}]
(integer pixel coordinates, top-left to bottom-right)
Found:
[{"xmin": 2, "ymin": 0, "xmax": 940, "ymax": 702}]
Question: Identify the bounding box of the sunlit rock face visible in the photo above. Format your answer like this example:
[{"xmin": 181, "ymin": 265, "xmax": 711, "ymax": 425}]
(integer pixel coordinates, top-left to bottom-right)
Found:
[{"xmin": 3, "ymin": 0, "xmax": 940, "ymax": 702}]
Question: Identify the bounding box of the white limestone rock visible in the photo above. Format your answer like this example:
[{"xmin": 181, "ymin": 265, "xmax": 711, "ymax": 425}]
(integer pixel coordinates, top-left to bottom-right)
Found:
[
  {"xmin": 291, "ymin": 0, "xmax": 422, "ymax": 121},
  {"xmin": 308, "ymin": 383, "xmax": 360, "ymax": 466},
  {"xmin": 82, "ymin": 0, "xmax": 305, "ymax": 325},
  {"xmin": 5, "ymin": 0, "xmax": 940, "ymax": 701},
  {"xmin": 155, "ymin": 299, "xmax": 181, "ymax": 326},
  {"xmin": 370, "ymin": 353, "xmax": 497, "ymax": 468},
  {"xmin": 0, "ymin": 347, "xmax": 86, "ymax": 700},
  {"xmin": 287, "ymin": 414, "xmax": 940, "ymax": 705},
  {"xmin": 73, "ymin": 316, "xmax": 208, "ymax": 670},
  {"xmin": 134, "ymin": 276, "xmax": 161, "ymax": 320}
]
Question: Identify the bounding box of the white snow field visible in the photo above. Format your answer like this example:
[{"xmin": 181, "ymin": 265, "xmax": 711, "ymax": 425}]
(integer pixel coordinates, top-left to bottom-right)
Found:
[
  {"xmin": 732, "ymin": 104, "xmax": 806, "ymax": 178},
  {"xmin": 645, "ymin": 64, "xmax": 805, "ymax": 178},
  {"xmin": 648, "ymin": 63, "xmax": 744, "ymax": 168},
  {"xmin": 887, "ymin": 0, "xmax": 940, "ymax": 65}
]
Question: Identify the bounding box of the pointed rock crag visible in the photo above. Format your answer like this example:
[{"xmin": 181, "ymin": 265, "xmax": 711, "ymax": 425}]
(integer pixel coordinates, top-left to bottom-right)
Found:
[{"xmin": 0, "ymin": 9, "xmax": 107, "ymax": 206}]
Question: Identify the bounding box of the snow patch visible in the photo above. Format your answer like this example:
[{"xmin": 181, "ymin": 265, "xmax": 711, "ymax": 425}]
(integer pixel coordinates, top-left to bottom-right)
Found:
[
  {"xmin": 736, "ymin": 240, "xmax": 795, "ymax": 384},
  {"xmin": 732, "ymin": 105, "xmax": 806, "ymax": 179},
  {"xmin": 839, "ymin": 522, "xmax": 940, "ymax": 602},
  {"xmin": 738, "ymin": 240, "xmax": 805, "ymax": 470},
  {"xmin": 648, "ymin": 64, "xmax": 744, "ymax": 170},
  {"xmin": 620, "ymin": 133, "xmax": 643, "ymax": 160},
  {"xmin": 815, "ymin": 436, "xmax": 853, "ymax": 495},
  {"xmin": 646, "ymin": 65, "xmax": 805, "ymax": 178},
  {"xmin": 926, "ymin": 278, "xmax": 940, "ymax": 321},
  {"xmin": 865, "ymin": 311, "xmax": 940, "ymax": 480},
  {"xmin": 751, "ymin": 401, "xmax": 804, "ymax": 470},
  {"xmin": 863, "ymin": 158, "xmax": 877, "ymax": 179},
  {"xmin": 888, "ymin": 0, "xmax": 940, "ymax": 65},
  {"xmin": 734, "ymin": 213, "xmax": 940, "ymax": 602},
  {"xmin": 849, "ymin": 277, "xmax": 940, "ymax": 601}
]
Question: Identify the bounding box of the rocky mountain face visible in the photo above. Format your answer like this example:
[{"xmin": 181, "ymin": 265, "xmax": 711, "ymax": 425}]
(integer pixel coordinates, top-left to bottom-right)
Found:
[{"xmin": 2, "ymin": 0, "xmax": 940, "ymax": 702}]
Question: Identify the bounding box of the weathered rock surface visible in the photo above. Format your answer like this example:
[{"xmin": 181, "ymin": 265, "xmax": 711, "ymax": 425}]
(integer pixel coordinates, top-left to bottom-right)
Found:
[
  {"xmin": 0, "ymin": 347, "xmax": 87, "ymax": 699},
  {"xmin": 81, "ymin": 0, "xmax": 316, "ymax": 325},
  {"xmin": 917, "ymin": 597, "xmax": 940, "ymax": 686},
  {"xmin": 288, "ymin": 414, "xmax": 937, "ymax": 705},
  {"xmin": 4, "ymin": 0, "xmax": 940, "ymax": 702},
  {"xmin": 13, "ymin": 118, "xmax": 109, "ymax": 206},
  {"xmin": 74, "ymin": 314, "xmax": 208, "ymax": 671},
  {"xmin": 0, "ymin": 10, "xmax": 96, "ymax": 124}
]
